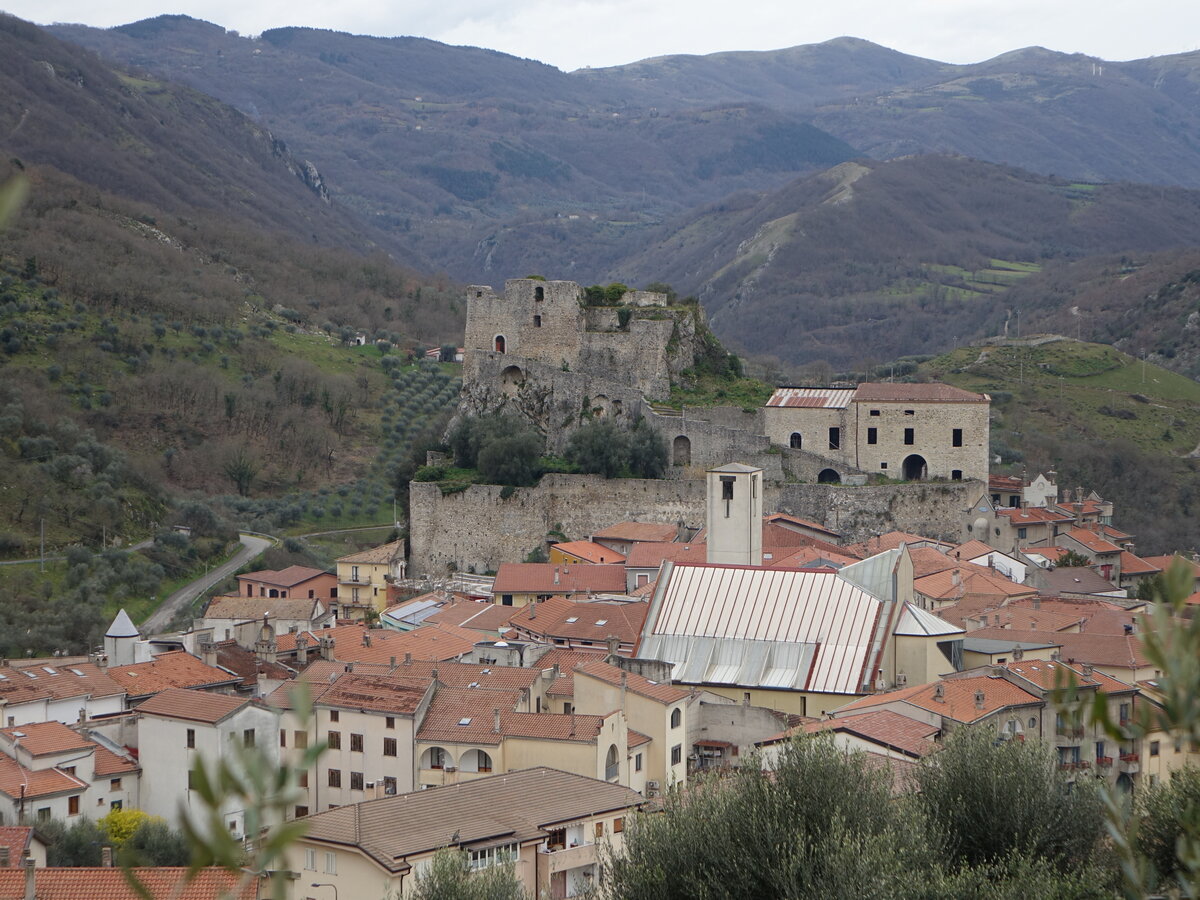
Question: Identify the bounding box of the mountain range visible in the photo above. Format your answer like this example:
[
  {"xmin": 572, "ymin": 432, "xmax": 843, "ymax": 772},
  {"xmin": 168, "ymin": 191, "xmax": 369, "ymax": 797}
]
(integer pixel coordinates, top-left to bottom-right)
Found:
[{"xmin": 12, "ymin": 14, "xmax": 1200, "ymax": 370}]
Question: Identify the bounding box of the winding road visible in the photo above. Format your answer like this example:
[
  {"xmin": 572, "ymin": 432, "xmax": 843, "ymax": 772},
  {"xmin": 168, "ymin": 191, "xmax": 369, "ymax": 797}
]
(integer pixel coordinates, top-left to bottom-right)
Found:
[{"xmin": 141, "ymin": 533, "xmax": 273, "ymax": 634}]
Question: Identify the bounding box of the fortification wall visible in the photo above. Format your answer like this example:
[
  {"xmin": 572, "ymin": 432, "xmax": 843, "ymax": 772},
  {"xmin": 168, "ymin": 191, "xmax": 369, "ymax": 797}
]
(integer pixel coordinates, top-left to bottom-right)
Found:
[{"xmin": 408, "ymin": 475, "xmax": 980, "ymax": 575}]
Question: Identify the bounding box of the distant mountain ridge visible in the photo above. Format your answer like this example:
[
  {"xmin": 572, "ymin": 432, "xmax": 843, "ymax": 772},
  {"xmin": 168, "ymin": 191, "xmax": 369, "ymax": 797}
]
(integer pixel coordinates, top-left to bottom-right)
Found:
[{"xmin": 34, "ymin": 15, "xmax": 1200, "ymax": 371}]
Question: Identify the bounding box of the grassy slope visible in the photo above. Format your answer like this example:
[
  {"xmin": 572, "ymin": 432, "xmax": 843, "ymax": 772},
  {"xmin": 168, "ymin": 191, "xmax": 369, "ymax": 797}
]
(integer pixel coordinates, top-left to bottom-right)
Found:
[{"xmin": 922, "ymin": 338, "xmax": 1200, "ymax": 553}]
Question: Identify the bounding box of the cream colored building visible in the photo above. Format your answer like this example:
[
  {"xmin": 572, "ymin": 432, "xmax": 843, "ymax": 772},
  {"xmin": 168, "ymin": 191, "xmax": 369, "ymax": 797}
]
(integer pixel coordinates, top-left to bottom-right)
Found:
[
  {"xmin": 336, "ymin": 540, "xmax": 406, "ymax": 614},
  {"xmin": 415, "ymin": 686, "xmax": 630, "ymax": 789},
  {"xmin": 762, "ymin": 382, "xmax": 990, "ymax": 483},
  {"xmin": 286, "ymin": 767, "xmax": 644, "ymax": 899},
  {"xmin": 571, "ymin": 661, "xmax": 691, "ymax": 792}
]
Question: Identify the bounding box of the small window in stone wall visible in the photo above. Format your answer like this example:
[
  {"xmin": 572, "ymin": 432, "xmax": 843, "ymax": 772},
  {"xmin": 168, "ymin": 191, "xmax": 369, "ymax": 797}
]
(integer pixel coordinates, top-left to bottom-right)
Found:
[
  {"xmin": 869, "ymin": 409, "xmax": 880, "ymax": 416},
  {"xmin": 535, "ymin": 285, "xmax": 544, "ymax": 301},
  {"xmin": 904, "ymin": 428, "xmax": 914, "ymax": 445},
  {"xmin": 952, "ymin": 470, "xmax": 963, "ymax": 480},
  {"xmin": 867, "ymin": 427, "xmax": 877, "ymax": 445},
  {"xmin": 828, "ymin": 427, "xmax": 840, "ymax": 450},
  {"xmin": 880, "ymin": 462, "xmax": 888, "ymax": 470},
  {"xmin": 952, "ymin": 428, "xmax": 963, "ymax": 447},
  {"xmin": 533, "ymin": 315, "xmax": 542, "ymax": 327}
]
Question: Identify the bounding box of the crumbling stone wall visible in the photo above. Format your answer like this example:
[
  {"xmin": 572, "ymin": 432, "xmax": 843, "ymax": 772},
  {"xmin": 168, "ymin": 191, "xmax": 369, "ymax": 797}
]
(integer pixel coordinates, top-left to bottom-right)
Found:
[{"xmin": 408, "ymin": 475, "xmax": 980, "ymax": 575}]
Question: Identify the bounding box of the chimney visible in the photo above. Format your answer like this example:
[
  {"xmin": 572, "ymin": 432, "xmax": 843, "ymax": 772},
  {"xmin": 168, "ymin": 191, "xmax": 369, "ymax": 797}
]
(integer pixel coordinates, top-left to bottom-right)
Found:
[
  {"xmin": 389, "ymin": 656, "xmax": 396, "ymax": 668},
  {"xmin": 319, "ymin": 636, "xmax": 335, "ymax": 661},
  {"xmin": 605, "ymin": 635, "xmax": 620, "ymax": 660},
  {"xmin": 404, "ymin": 653, "xmax": 412, "ymax": 666},
  {"xmin": 974, "ymin": 689, "xmax": 985, "ymax": 711},
  {"xmin": 952, "ymin": 569, "xmax": 962, "ymax": 588},
  {"xmin": 570, "ymin": 713, "xmax": 576, "ymax": 737},
  {"xmin": 22, "ymin": 854, "xmax": 33, "ymax": 900},
  {"xmin": 101, "ymin": 846, "xmax": 113, "ymax": 868},
  {"xmin": 933, "ymin": 683, "xmax": 945, "ymax": 703},
  {"xmin": 199, "ymin": 641, "xmax": 219, "ymax": 668},
  {"xmin": 1082, "ymin": 664, "xmax": 1094, "ymax": 678},
  {"xmin": 493, "ymin": 708, "xmax": 501, "ymax": 734},
  {"xmin": 529, "ymin": 601, "xmax": 536, "ymax": 620},
  {"xmin": 1013, "ymin": 646, "xmax": 1024, "ymax": 661},
  {"xmin": 553, "ymin": 567, "xmax": 560, "ymax": 586},
  {"xmin": 1032, "ymin": 597, "xmax": 1041, "ymax": 611},
  {"xmin": 295, "ymin": 635, "xmax": 309, "ymax": 666},
  {"xmin": 362, "ymin": 632, "xmax": 371, "ymax": 648}
]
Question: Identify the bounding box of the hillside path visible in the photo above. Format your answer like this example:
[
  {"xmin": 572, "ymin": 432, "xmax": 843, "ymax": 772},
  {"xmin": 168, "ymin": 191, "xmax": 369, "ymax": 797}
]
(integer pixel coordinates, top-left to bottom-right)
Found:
[{"xmin": 141, "ymin": 533, "xmax": 273, "ymax": 634}]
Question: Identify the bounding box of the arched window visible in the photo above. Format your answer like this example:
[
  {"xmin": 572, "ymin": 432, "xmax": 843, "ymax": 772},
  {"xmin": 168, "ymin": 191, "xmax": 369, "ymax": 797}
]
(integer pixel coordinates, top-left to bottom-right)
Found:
[
  {"xmin": 535, "ymin": 285, "xmax": 545, "ymax": 301},
  {"xmin": 670, "ymin": 708, "xmax": 681, "ymax": 728},
  {"xmin": 421, "ymin": 747, "xmax": 450, "ymax": 770},
  {"xmin": 672, "ymin": 435, "xmax": 691, "ymax": 466},
  {"xmin": 494, "ymin": 335, "xmax": 506, "ymax": 353},
  {"xmin": 817, "ymin": 468, "xmax": 840, "ymax": 484},
  {"xmin": 789, "ymin": 432, "xmax": 802, "ymax": 449},
  {"xmin": 605, "ymin": 744, "xmax": 619, "ymax": 781}
]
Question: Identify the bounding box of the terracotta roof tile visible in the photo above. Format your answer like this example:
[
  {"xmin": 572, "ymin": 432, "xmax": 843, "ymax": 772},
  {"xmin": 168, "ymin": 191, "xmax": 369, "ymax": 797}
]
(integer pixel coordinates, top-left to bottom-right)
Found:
[
  {"xmin": 0, "ymin": 828, "xmax": 32, "ymax": 863},
  {"xmin": 551, "ymin": 541, "xmax": 626, "ymax": 564},
  {"xmin": 802, "ymin": 710, "xmax": 938, "ymax": 757},
  {"xmin": 765, "ymin": 546, "xmax": 859, "ymax": 569},
  {"xmin": 943, "ymin": 602, "xmax": 1082, "ymax": 632},
  {"xmin": 336, "ymin": 539, "xmax": 405, "ymax": 565},
  {"xmin": 765, "ymin": 387, "xmax": 854, "ymax": 409},
  {"xmin": 492, "ymin": 564, "xmax": 627, "ymax": 595},
  {"xmin": 999, "ymin": 659, "xmax": 1134, "ymax": 695},
  {"xmin": 298, "ymin": 659, "xmax": 541, "ymax": 694},
  {"xmin": 914, "ymin": 568, "xmax": 1036, "ymax": 602},
  {"xmin": 574, "ymin": 660, "xmax": 689, "ymax": 704},
  {"xmin": 1142, "ymin": 555, "xmax": 1200, "ymax": 576},
  {"xmin": 1119, "ymin": 552, "xmax": 1161, "ymax": 576},
  {"xmin": 0, "ymin": 663, "xmax": 123, "ymax": 706},
  {"xmin": 965, "ymin": 627, "xmax": 1150, "ymax": 670},
  {"xmin": 136, "ymin": 687, "xmax": 250, "ymax": 724},
  {"xmin": 0, "ymin": 868, "xmax": 257, "ymax": 900},
  {"xmin": 846, "ymin": 531, "xmax": 952, "ymax": 557},
  {"xmin": 851, "ymin": 382, "xmax": 988, "ymax": 403},
  {"xmin": 0, "ymin": 721, "xmax": 91, "ymax": 757},
  {"xmin": 591, "ymin": 522, "xmax": 679, "ymax": 543},
  {"xmin": 1063, "ymin": 528, "xmax": 1122, "ymax": 554},
  {"xmin": 108, "ymin": 651, "xmax": 239, "ymax": 697},
  {"xmin": 279, "ymin": 623, "xmax": 478, "ymax": 664},
  {"xmin": 237, "ymin": 565, "xmax": 330, "ymax": 587},
  {"xmin": 214, "ymin": 641, "xmax": 294, "ymax": 688},
  {"xmin": 301, "ymin": 768, "xmax": 643, "ymax": 868},
  {"xmin": 624, "ymin": 542, "xmax": 708, "ymax": 569},
  {"xmin": 836, "ymin": 673, "xmax": 1040, "ymax": 724},
  {"xmin": 203, "ymin": 596, "xmax": 322, "ymax": 622},
  {"xmin": 0, "ymin": 755, "xmax": 85, "ymax": 800},
  {"xmin": 423, "ymin": 601, "xmax": 518, "ymax": 635},
  {"xmin": 416, "ymin": 688, "xmax": 605, "ymax": 745},
  {"xmin": 763, "ymin": 513, "xmax": 842, "ymax": 538},
  {"xmin": 951, "ymin": 540, "xmax": 999, "ymax": 561},
  {"xmin": 532, "ymin": 648, "xmax": 609, "ymax": 697},
  {"xmin": 508, "ymin": 597, "xmax": 647, "ymax": 647},
  {"xmin": 92, "ymin": 745, "xmax": 139, "ymax": 777},
  {"xmin": 1037, "ymin": 566, "xmax": 1125, "ymax": 595},
  {"xmin": 627, "ymin": 730, "xmax": 651, "ymax": 748},
  {"xmin": 997, "ymin": 507, "xmax": 1074, "ymax": 524},
  {"xmin": 315, "ymin": 674, "xmax": 429, "ymax": 715}
]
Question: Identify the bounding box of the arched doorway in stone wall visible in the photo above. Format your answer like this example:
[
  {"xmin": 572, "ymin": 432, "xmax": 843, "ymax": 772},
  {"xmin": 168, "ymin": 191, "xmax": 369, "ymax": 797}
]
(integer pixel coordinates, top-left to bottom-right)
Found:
[
  {"xmin": 673, "ymin": 435, "xmax": 691, "ymax": 466},
  {"xmin": 817, "ymin": 468, "xmax": 840, "ymax": 484},
  {"xmin": 501, "ymin": 365, "xmax": 524, "ymax": 396},
  {"xmin": 790, "ymin": 432, "xmax": 803, "ymax": 449},
  {"xmin": 494, "ymin": 335, "xmax": 506, "ymax": 353},
  {"xmin": 902, "ymin": 454, "xmax": 928, "ymax": 481}
]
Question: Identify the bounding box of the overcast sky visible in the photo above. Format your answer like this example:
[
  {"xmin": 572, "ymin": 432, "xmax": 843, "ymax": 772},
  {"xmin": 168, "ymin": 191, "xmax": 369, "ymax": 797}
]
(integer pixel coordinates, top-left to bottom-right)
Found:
[{"xmin": 3, "ymin": 0, "xmax": 1197, "ymax": 71}]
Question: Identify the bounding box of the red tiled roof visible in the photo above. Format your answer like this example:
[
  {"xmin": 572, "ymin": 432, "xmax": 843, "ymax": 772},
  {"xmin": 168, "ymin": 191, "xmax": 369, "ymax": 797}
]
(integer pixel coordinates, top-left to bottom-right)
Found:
[
  {"xmin": 279, "ymin": 623, "xmax": 478, "ymax": 664},
  {"xmin": 0, "ymin": 755, "xmax": 85, "ymax": 800},
  {"xmin": 0, "ymin": 721, "xmax": 91, "ymax": 757},
  {"xmin": 214, "ymin": 641, "xmax": 293, "ymax": 688},
  {"xmin": 423, "ymin": 601, "xmax": 518, "ymax": 635},
  {"xmin": 1119, "ymin": 552, "xmax": 1161, "ymax": 576},
  {"xmin": 108, "ymin": 651, "xmax": 239, "ymax": 697},
  {"xmin": 493, "ymin": 564, "xmax": 628, "ymax": 595},
  {"xmin": 836, "ymin": 673, "xmax": 1040, "ymax": 724},
  {"xmin": 299, "ymin": 658, "xmax": 541, "ymax": 694},
  {"xmin": 204, "ymin": 596, "xmax": 323, "ymax": 622},
  {"xmin": 1063, "ymin": 528, "xmax": 1122, "ymax": 555},
  {"xmin": 532, "ymin": 648, "xmax": 609, "ymax": 697},
  {"xmin": 0, "ymin": 868, "xmax": 258, "ymax": 900},
  {"xmin": 765, "ymin": 387, "xmax": 854, "ymax": 409},
  {"xmin": 1024, "ymin": 546, "xmax": 1071, "ymax": 562},
  {"xmin": 945, "ymin": 603, "xmax": 1082, "ymax": 632},
  {"xmin": 998, "ymin": 507, "xmax": 1074, "ymax": 524},
  {"xmin": 574, "ymin": 660, "xmax": 689, "ymax": 704},
  {"xmin": 591, "ymin": 522, "xmax": 679, "ymax": 543},
  {"xmin": 337, "ymin": 539, "xmax": 405, "ymax": 565},
  {"xmin": 951, "ymin": 540, "xmax": 999, "ymax": 561},
  {"xmin": 851, "ymin": 382, "xmax": 988, "ymax": 403},
  {"xmin": 762, "ymin": 513, "xmax": 841, "ymax": 539},
  {"xmin": 507, "ymin": 597, "xmax": 648, "ymax": 647},
  {"xmin": 315, "ymin": 674, "xmax": 428, "ymax": 715},
  {"xmin": 1051, "ymin": 499, "xmax": 1104, "ymax": 518},
  {"xmin": 914, "ymin": 568, "xmax": 1036, "ymax": 602},
  {"xmin": 0, "ymin": 663, "xmax": 123, "ymax": 706},
  {"xmin": 1000, "ymin": 659, "xmax": 1135, "ymax": 695},
  {"xmin": 0, "ymin": 829, "xmax": 32, "ymax": 864},
  {"xmin": 965, "ymin": 627, "xmax": 1150, "ymax": 670},
  {"xmin": 1142, "ymin": 555, "xmax": 1200, "ymax": 576},
  {"xmin": 136, "ymin": 687, "xmax": 250, "ymax": 724},
  {"xmin": 989, "ymin": 475, "xmax": 1025, "ymax": 492},
  {"xmin": 624, "ymin": 542, "xmax": 708, "ymax": 569},
  {"xmin": 416, "ymin": 688, "xmax": 604, "ymax": 744},
  {"xmin": 237, "ymin": 565, "xmax": 329, "ymax": 588},
  {"xmin": 628, "ymin": 730, "xmax": 652, "ymax": 748},
  {"xmin": 846, "ymin": 531, "xmax": 951, "ymax": 557},
  {"xmin": 93, "ymin": 745, "xmax": 139, "ymax": 777},
  {"xmin": 765, "ymin": 546, "xmax": 859, "ymax": 569},
  {"xmin": 551, "ymin": 541, "xmax": 626, "ymax": 564},
  {"xmin": 803, "ymin": 710, "xmax": 938, "ymax": 757}
]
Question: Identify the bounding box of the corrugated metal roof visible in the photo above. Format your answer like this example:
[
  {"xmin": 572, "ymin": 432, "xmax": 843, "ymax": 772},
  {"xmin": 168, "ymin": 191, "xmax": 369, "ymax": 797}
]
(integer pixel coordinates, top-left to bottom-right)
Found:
[
  {"xmin": 765, "ymin": 388, "xmax": 854, "ymax": 409},
  {"xmin": 895, "ymin": 603, "xmax": 964, "ymax": 637},
  {"xmin": 642, "ymin": 564, "xmax": 882, "ymax": 695}
]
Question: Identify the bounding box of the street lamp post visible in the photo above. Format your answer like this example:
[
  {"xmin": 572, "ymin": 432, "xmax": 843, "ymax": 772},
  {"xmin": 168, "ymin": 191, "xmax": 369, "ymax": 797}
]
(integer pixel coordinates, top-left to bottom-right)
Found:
[{"xmin": 311, "ymin": 883, "xmax": 338, "ymax": 900}]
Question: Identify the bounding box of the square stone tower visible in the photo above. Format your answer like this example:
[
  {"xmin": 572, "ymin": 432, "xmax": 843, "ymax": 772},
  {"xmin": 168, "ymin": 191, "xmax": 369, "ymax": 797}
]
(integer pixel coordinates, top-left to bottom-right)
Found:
[{"xmin": 705, "ymin": 463, "xmax": 763, "ymax": 566}]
